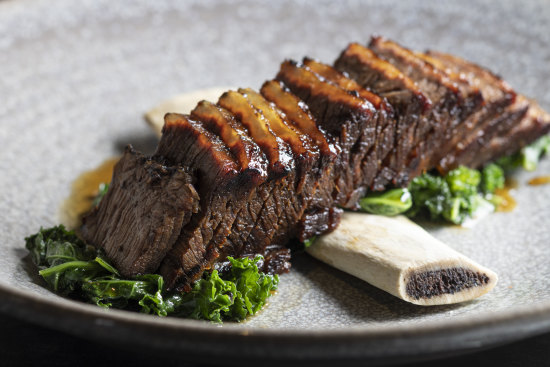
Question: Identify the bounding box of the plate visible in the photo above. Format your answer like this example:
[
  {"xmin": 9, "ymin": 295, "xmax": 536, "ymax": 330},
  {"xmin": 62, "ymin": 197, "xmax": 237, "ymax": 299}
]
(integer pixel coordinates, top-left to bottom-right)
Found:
[{"xmin": 1, "ymin": 0, "xmax": 550, "ymax": 364}]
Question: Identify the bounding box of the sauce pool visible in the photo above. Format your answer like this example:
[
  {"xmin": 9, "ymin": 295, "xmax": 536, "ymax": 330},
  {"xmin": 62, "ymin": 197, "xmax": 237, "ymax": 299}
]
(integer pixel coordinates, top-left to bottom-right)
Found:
[
  {"xmin": 494, "ymin": 187, "xmax": 517, "ymax": 212},
  {"xmin": 58, "ymin": 157, "xmax": 119, "ymax": 229}
]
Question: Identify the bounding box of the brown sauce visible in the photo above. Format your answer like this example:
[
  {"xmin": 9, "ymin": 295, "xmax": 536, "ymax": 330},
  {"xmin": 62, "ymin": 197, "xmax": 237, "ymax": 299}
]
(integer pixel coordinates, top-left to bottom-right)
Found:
[
  {"xmin": 494, "ymin": 187, "xmax": 517, "ymax": 212},
  {"xmin": 491, "ymin": 177, "xmax": 519, "ymax": 213},
  {"xmin": 528, "ymin": 175, "xmax": 550, "ymax": 186},
  {"xmin": 58, "ymin": 157, "xmax": 119, "ymax": 229}
]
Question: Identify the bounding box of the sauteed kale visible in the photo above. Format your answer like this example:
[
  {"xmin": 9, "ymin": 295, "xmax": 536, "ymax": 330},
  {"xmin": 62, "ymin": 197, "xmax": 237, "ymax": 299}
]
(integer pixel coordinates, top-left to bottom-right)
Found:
[{"xmin": 25, "ymin": 225, "xmax": 278, "ymax": 323}]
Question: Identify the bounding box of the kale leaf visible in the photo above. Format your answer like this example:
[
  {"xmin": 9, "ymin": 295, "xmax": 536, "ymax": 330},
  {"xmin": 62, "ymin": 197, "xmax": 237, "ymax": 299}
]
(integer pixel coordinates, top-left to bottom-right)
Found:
[
  {"xmin": 497, "ymin": 135, "xmax": 550, "ymax": 171},
  {"xmin": 406, "ymin": 165, "xmax": 503, "ymax": 224},
  {"xmin": 25, "ymin": 226, "xmax": 278, "ymax": 323},
  {"xmin": 164, "ymin": 256, "xmax": 279, "ymax": 323},
  {"xmin": 359, "ymin": 188, "xmax": 413, "ymax": 216},
  {"xmin": 24, "ymin": 224, "xmax": 95, "ymax": 268},
  {"xmin": 303, "ymin": 237, "xmax": 316, "ymax": 248},
  {"xmin": 480, "ymin": 163, "xmax": 505, "ymax": 194}
]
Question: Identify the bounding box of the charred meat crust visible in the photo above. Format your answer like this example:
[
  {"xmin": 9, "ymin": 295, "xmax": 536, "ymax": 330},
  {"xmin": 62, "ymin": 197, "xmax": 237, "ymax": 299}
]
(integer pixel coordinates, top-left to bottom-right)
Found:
[{"xmin": 82, "ymin": 37, "xmax": 550, "ymax": 291}]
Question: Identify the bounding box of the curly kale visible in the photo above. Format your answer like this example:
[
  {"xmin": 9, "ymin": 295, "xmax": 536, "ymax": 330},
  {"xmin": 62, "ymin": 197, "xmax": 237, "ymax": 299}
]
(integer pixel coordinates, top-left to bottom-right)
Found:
[
  {"xmin": 406, "ymin": 165, "xmax": 504, "ymax": 224},
  {"xmin": 25, "ymin": 225, "xmax": 278, "ymax": 323},
  {"xmin": 359, "ymin": 165, "xmax": 505, "ymax": 225}
]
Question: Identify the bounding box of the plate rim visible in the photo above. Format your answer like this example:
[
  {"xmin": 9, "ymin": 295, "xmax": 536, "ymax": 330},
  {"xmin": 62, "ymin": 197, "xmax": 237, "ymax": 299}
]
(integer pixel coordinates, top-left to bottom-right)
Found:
[{"xmin": 3, "ymin": 280, "xmax": 550, "ymax": 361}]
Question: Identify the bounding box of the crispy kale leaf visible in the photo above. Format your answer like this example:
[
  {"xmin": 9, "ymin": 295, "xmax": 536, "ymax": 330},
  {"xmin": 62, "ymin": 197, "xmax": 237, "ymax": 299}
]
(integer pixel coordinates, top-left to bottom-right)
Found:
[{"xmin": 25, "ymin": 226, "xmax": 278, "ymax": 323}]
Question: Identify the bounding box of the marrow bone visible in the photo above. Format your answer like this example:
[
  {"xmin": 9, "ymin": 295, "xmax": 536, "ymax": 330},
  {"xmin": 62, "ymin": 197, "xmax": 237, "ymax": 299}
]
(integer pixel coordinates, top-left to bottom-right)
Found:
[{"xmin": 306, "ymin": 212, "xmax": 498, "ymax": 305}]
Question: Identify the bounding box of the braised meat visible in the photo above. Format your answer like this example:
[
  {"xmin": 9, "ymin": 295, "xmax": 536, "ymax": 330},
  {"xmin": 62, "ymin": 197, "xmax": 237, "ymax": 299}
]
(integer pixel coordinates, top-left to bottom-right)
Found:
[{"xmin": 82, "ymin": 37, "xmax": 550, "ymax": 291}]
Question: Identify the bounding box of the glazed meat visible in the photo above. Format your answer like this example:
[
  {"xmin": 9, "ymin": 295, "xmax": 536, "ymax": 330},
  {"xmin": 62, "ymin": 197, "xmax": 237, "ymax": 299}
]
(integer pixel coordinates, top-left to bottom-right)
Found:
[{"xmin": 82, "ymin": 37, "xmax": 550, "ymax": 291}]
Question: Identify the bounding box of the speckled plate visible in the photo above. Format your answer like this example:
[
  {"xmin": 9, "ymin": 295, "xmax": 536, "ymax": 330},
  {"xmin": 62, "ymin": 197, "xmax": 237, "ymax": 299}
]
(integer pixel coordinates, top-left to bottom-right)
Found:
[{"xmin": 1, "ymin": 0, "xmax": 550, "ymax": 364}]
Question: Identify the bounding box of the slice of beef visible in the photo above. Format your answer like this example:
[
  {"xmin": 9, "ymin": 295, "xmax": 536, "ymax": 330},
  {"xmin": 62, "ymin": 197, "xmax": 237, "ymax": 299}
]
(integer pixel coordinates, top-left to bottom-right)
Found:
[
  {"xmin": 424, "ymin": 50, "xmax": 518, "ymax": 172},
  {"xmin": 155, "ymin": 113, "xmax": 241, "ymax": 191},
  {"xmin": 259, "ymin": 79, "xmax": 336, "ymax": 161},
  {"xmin": 301, "ymin": 58, "xmax": 397, "ymax": 190},
  {"xmin": 259, "ymin": 79, "xmax": 341, "ymax": 240},
  {"xmin": 276, "ymin": 59, "xmax": 380, "ymax": 206},
  {"xmin": 190, "ymin": 100, "xmax": 268, "ymax": 184},
  {"xmin": 81, "ymin": 147, "xmax": 200, "ymax": 276},
  {"xmin": 426, "ymin": 50, "xmax": 516, "ymax": 105},
  {"xmin": 412, "ymin": 51, "xmax": 485, "ymax": 168},
  {"xmin": 414, "ymin": 51, "xmax": 484, "ymax": 120},
  {"xmin": 334, "ymin": 42, "xmax": 432, "ymax": 186},
  {"xmin": 368, "ymin": 36, "xmax": 467, "ymax": 178},
  {"xmin": 451, "ymin": 96, "xmax": 530, "ymax": 169},
  {"xmin": 467, "ymin": 99, "xmax": 550, "ymax": 168},
  {"xmin": 238, "ymin": 87, "xmax": 318, "ymax": 181}
]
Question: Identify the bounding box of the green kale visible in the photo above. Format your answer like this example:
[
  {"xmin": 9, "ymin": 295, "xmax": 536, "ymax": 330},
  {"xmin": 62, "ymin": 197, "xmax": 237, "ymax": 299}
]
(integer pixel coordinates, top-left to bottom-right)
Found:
[
  {"xmin": 82, "ymin": 273, "xmax": 166, "ymax": 311},
  {"xmin": 445, "ymin": 165, "xmax": 480, "ymax": 197},
  {"xmin": 24, "ymin": 224, "xmax": 95, "ymax": 268},
  {"xmin": 480, "ymin": 163, "xmax": 505, "ymax": 194},
  {"xmin": 164, "ymin": 256, "xmax": 279, "ymax": 323},
  {"xmin": 407, "ymin": 166, "xmax": 499, "ymax": 225},
  {"xmin": 303, "ymin": 237, "xmax": 316, "ymax": 248},
  {"xmin": 25, "ymin": 226, "xmax": 278, "ymax": 323},
  {"xmin": 497, "ymin": 135, "xmax": 550, "ymax": 171},
  {"xmin": 359, "ymin": 188, "xmax": 413, "ymax": 216},
  {"xmin": 520, "ymin": 135, "xmax": 550, "ymax": 171}
]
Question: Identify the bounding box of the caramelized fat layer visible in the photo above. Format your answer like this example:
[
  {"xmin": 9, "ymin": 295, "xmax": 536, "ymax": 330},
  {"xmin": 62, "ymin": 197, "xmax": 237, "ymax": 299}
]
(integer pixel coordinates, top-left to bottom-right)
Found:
[
  {"xmin": 239, "ymin": 88, "xmax": 308, "ymax": 159},
  {"xmin": 370, "ymin": 36, "xmax": 460, "ymax": 97},
  {"xmin": 302, "ymin": 58, "xmax": 386, "ymax": 110},
  {"xmin": 260, "ymin": 80, "xmax": 334, "ymax": 158},
  {"xmin": 191, "ymin": 101, "xmax": 251, "ymax": 170},
  {"xmin": 218, "ymin": 90, "xmax": 291, "ymax": 174},
  {"xmin": 339, "ymin": 43, "xmax": 432, "ymax": 111},
  {"xmin": 426, "ymin": 50, "xmax": 516, "ymax": 102},
  {"xmin": 277, "ymin": 60, "xmax": 374, "ymax": 113}
]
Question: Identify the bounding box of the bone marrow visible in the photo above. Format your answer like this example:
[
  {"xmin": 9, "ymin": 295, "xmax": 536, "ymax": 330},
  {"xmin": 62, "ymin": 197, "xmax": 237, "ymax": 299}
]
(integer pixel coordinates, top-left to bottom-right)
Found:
[{"xmin": 405, "ymin": 267, "xmax": 491, "ymax": 300}]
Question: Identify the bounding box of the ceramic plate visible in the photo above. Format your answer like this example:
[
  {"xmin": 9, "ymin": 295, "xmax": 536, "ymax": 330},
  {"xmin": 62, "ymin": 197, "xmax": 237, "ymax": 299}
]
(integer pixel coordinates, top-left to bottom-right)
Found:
[{"xmin": 1, "ymin": 0, "xmax": 550, "ymax": 364}]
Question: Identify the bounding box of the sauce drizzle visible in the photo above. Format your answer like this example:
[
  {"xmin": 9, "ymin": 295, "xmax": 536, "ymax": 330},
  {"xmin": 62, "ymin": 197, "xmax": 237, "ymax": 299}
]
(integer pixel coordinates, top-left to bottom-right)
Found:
[
  {"xmin": 494, "ymin": 187, "xmax": 517, "ymax": 212},
  {"xmin": 528, "ymin": 175, "xmax": 550, "ymax": 186}
]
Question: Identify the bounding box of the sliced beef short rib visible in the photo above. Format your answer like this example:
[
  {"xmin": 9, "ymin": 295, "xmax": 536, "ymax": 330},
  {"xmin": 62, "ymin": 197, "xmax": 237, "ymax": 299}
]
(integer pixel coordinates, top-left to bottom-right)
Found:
[{"xmin": 82, "ymin": 37, "xmax": 550, "ymax": 291}]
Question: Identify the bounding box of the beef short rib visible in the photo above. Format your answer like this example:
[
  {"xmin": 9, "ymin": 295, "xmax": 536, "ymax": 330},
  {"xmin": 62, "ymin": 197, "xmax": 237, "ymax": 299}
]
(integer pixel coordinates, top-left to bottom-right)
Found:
[{"xmin": 82, "ymin": 37, "xmax": 550, "ymax": 291}]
